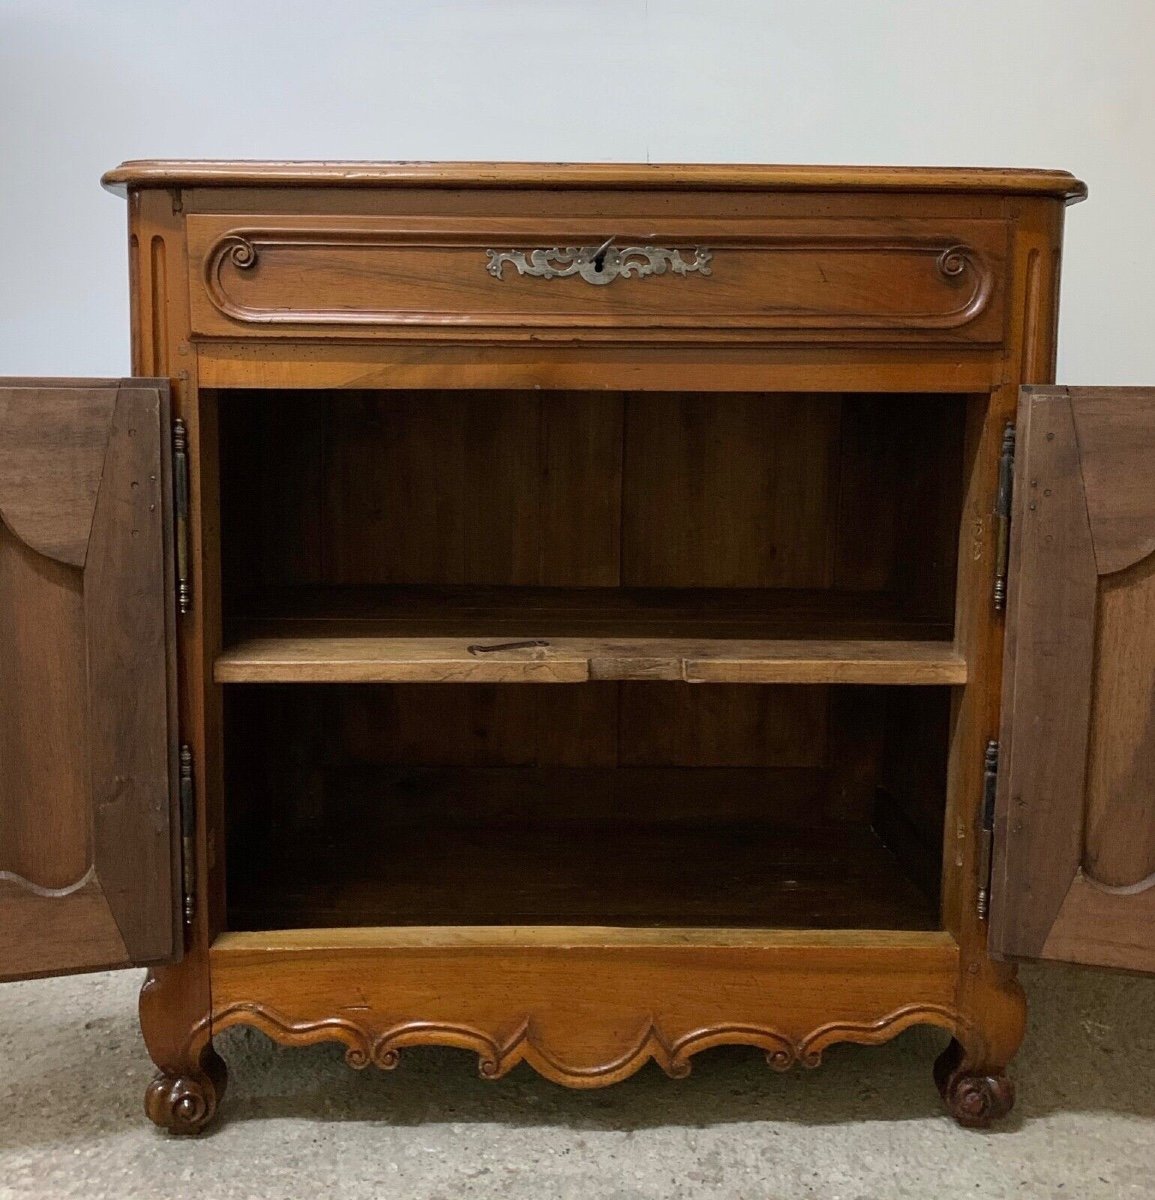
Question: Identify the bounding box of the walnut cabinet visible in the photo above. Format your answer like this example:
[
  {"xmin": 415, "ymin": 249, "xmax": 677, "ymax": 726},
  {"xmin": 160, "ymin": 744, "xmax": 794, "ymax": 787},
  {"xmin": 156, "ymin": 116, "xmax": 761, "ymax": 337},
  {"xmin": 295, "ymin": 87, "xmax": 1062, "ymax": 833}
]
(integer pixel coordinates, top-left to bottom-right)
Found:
[{"xmin": 3, "ymin": 162, "xmax": 1152, "ymax": 1132}]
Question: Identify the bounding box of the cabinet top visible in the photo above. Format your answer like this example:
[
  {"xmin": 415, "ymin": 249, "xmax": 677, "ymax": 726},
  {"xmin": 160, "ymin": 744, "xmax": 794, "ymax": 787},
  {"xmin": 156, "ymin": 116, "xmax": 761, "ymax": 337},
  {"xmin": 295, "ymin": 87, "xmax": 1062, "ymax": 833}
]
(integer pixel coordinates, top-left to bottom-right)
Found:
[{"xmin": 101, "ymin": 160, "xmax": 1088, "ymax": 202}]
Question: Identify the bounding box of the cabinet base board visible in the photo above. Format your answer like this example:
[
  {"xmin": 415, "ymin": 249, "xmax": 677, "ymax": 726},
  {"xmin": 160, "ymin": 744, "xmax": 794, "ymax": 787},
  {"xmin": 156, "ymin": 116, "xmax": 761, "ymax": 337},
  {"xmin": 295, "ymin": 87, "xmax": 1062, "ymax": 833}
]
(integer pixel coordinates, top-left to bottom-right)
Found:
[{"xmin": 207, "ymin": 929, "xmax": 980, "ymax": 1090}]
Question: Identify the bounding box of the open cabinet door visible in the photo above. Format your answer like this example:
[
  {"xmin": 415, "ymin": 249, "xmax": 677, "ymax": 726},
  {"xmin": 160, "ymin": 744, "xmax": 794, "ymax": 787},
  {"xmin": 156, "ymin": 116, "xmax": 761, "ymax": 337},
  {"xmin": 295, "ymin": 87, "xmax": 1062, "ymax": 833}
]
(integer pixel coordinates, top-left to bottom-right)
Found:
[
  {"xmin": 991, "ymin": 386, "xmax": 1155, "ymax": 971},
  {"xmin": 0, "ymin": 379, "xmax": 180, "ymax": 980}
]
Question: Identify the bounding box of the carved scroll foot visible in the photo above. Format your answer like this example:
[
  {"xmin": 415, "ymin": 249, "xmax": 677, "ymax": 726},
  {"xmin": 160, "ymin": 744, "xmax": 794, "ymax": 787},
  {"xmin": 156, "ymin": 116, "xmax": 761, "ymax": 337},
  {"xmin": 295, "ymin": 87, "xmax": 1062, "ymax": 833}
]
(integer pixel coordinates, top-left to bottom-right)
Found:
[
  {"xmin": 934, "ymin": 1038, "xmax": 1015, "ymax": 1128},
  {"xmin": 144, "ymin": 1044, "xmax": 227, "ymax": 1135}
]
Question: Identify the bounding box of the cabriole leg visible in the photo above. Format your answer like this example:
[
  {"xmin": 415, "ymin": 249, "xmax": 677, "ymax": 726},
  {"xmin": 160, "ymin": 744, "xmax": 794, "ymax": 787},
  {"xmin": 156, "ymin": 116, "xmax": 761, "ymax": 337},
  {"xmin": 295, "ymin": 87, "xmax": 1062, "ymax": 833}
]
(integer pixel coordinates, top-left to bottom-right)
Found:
[{"xmin": 139, "ymin": 964, "xmax": 226, "ymax": 1135}]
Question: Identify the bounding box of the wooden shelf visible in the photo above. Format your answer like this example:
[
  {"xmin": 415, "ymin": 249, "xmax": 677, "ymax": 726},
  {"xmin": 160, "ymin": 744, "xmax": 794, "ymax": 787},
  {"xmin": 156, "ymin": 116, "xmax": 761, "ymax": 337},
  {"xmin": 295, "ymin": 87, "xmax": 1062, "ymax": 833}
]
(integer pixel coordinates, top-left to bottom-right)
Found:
[
  {"xmin": 216, "ymin": 586, "xmax": 963, "ymax": 685},
  {"xmin": 215, "ymin": 632, "xmax": 964, "ymax": 685},
  {"xmin": 213, "ymin": 926, "xmax": 960, "ymax": 953}
]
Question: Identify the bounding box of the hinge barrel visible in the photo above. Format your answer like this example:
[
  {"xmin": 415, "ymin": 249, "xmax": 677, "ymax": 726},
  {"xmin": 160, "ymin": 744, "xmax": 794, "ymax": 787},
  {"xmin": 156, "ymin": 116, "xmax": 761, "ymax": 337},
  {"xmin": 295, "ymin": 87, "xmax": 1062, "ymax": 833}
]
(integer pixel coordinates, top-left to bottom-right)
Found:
[
  {"xmin": 977, "ymin": 737, "xmax": 999, "ymax": 920},
  {"xmin": 173, "ymin": 418, "xmax": 191, "ymax": 615},
  {"xmin": 179, "ymin": 744, "xmax": 196, "ymax": 926},
  {"xmin": 993, "ymin": 422, "xmax": 1015, "ymax": 610}
]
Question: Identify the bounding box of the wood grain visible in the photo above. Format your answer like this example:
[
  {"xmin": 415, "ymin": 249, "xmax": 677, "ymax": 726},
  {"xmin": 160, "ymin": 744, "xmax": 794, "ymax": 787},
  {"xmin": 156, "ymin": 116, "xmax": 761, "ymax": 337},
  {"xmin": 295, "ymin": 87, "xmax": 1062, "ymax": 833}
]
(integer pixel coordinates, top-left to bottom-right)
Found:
[
  {"xmin": 218, "ymin": 389, "xmax": 965, "ymax": 624},
  {"xmin": 1084, "ymin": 554, "xmax": 1155, "ymax": 888},
  {"xmin": 93, "ymin": 166, "xmax": 1081, "ymax": 1130},
  {"xmin": 198, "ymin": 341, "xmax": 1001, "ymax": 395},
  {"xmin": 622, "ymin": 393, "xmax": 840, "ymax": 587},
  {"xmin": 216, "ymin": 926, "xmax": 954, "ymax": 950},
  {"xmin": 910, "ymin": 201, "xmax": 1067, "ymax": 1120},
  {"xmin": 84, "ymin": 384, "xmax": 179, "ymax": 961},
  {"xmin": 224, "ymin": 583, "xmax": 956, "ymax": 635},
  {"xmin": 227, "ymin": 814, "xmax": 940, "ymax": 932},
  {"xmin": 0, "ymin": 878, "xmax": 128, "ymax": 981},
  {"xmin": 0, "ymin": 381, "xmax": 116, "ymax": 566},
  {"xmin": 214, "ymin": 633, "xmax": 965, "ymax": 685},
  {"xmin": 184, "ymin": 214, "xmax": 1009, "ymax": 346},
  {"xmin": 0, "ymin": 380, "xmax": 178, "ymax": 980},
  {"xmin": 0, "ymin": 521, "xmax": 90, "ymax": 889},
  {"xmin": 220, "ymin": 682, "xmax": 947, "ymax": 846},
  {"xmin": 207, "ymin": 928, "xmax": 962, "ymax": 1089},
  {"xmin": 131, "ymin": 190, "xmax": 227, "ymax": 1135},
  {"xmin": 990, "ymin": 386, "xmax": 1089, "ymax": 954},
  {"xmin": 993, "ymin": 387, "xmax": 1155, "ymax": 970},
  {"xmin": 221, "ymin": 680, "xmax": 953, "ymax": 934},
  {"xmin": 101, "ymin": 159, "xmax": 1088, "ymax": 200}
]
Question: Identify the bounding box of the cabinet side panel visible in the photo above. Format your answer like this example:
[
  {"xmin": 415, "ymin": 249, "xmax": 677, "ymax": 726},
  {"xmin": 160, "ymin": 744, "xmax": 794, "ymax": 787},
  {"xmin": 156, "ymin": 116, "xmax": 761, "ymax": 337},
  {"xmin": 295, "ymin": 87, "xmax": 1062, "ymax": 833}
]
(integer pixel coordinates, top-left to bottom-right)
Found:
[
  {"xmin": 131, "ymin": 187, "xmax": 224, "ymax": 1128},
  {"xmin": 941, "ymin": 198, "xmax": 1064, "ymax": 1072}
]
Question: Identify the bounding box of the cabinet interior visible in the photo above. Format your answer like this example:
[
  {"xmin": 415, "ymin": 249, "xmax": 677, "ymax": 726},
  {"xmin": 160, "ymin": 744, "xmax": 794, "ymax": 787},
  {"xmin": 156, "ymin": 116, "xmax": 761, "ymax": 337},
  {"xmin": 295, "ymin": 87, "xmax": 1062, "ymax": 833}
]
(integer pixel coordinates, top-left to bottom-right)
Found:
[
  {"xmin": 224, "ymin": 682, "xmax": 951, "ymax": 931},
  {"xmin": 215, "ymin": 387, "xmax": 973, "ymax": 933}
]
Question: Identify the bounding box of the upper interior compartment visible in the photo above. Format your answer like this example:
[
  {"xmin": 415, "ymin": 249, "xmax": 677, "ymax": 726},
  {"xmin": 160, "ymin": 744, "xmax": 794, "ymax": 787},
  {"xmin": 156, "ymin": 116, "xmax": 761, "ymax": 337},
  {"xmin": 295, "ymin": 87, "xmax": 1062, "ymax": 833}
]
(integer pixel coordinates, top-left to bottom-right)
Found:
[{"xmin": 216, "ymin": 389, "xmax": 971, "ymax": 682}]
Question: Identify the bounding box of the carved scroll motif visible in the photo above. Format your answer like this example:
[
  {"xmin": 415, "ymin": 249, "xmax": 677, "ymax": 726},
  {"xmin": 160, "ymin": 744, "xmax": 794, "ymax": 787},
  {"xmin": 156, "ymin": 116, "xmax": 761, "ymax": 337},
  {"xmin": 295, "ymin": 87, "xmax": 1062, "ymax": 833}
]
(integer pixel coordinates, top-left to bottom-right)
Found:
[
  {"xmin": 485, "ymin": 245, "xmax": 713, "ymax": 287},
  {"xmin": 210, "ymin": 1000, "xmax": 967, "ymax": 1087}
]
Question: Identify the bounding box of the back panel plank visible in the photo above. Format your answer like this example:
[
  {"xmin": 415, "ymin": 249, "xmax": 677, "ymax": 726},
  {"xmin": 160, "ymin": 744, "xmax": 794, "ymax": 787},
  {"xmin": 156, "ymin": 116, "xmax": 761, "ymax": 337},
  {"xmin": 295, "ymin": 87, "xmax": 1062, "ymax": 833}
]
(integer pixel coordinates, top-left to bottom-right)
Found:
[
  {"xmin": 621, "ymin": 393, "xmax": 840, "ymax": 588},
  {"xmin": 219, "ymin": 390, "xmax": 966, "ymax": 607}
]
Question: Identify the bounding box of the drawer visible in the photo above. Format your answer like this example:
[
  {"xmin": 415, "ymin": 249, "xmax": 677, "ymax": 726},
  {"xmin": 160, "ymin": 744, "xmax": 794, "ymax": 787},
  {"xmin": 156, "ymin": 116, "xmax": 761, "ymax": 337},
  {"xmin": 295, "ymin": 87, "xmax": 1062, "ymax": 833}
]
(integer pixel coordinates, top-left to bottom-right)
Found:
[{"xmin": 186, "ymin": 213, "xmax": 1008, "ymax": 345}]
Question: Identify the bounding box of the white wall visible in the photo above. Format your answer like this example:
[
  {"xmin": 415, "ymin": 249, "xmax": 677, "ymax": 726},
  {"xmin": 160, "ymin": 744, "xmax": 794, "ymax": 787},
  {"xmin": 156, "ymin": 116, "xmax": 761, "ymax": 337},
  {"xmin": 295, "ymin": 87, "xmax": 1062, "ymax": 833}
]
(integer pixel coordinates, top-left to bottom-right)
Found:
[{"xmin": 1, "ymin": 0, "xmax": 1151, "ymax": 382}]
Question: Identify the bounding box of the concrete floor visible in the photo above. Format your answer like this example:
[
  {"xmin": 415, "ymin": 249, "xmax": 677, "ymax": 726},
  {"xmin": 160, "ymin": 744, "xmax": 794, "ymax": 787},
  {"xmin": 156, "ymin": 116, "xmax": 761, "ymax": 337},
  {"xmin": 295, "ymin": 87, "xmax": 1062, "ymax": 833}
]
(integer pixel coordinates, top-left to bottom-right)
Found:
[{"xmin": 0, "ymin": 964, "xmax": 1152, "ymax": 1199}]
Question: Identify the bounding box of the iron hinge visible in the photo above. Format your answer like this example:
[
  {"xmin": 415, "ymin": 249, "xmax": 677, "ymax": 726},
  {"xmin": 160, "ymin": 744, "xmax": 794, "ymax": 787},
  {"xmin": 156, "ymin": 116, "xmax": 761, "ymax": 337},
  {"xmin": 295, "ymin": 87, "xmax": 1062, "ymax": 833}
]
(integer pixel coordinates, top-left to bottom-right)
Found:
[
  {"xmin": 977, "ymin": 737, "xmax": 999, "ymax": 921},
  {"xmin": 173, "ymin": 418, "xmax": 191, "ymax": 615},
  {"xmin": 179, "ymin": 744, "xmax": 196, "ymax": 927},
  {"xmin": 993, "ymin": 422, "xmax": 1016, "ymax": 610}
]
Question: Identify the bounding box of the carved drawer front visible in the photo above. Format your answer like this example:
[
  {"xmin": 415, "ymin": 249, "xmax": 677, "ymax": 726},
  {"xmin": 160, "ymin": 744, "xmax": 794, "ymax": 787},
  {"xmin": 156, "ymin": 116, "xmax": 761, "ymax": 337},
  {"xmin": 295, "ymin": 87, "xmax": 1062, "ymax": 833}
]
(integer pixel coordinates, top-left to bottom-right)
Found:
[{"xmin": 186, "ymin": 213, "xmax": 1008, "ymax": 345}]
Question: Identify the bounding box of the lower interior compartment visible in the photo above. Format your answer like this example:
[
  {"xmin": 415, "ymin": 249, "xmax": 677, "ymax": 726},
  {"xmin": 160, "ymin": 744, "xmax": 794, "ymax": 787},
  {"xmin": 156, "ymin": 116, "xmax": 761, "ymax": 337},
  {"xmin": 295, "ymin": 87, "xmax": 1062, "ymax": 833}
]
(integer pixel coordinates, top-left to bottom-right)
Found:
[{"xmin": 223, "ymin": 682, "xmax": 953, "ymax": 932}]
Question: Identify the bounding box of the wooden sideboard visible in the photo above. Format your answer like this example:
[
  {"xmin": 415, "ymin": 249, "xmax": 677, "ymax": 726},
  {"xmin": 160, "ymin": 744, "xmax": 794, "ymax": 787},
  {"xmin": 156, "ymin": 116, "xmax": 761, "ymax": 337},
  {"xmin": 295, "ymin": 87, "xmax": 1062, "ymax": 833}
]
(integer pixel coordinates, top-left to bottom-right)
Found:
[{"xmin": 3, "ymin": 162, "xmax": 1154, "ymax": 1133}]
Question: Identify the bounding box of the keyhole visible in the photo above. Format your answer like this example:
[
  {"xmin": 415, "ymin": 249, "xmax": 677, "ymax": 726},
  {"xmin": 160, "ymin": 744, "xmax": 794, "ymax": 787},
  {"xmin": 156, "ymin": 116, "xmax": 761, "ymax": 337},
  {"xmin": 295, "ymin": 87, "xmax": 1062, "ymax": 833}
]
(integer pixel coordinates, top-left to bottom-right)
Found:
[{"xmin": 590, "ymin": 237, "xmax": 615, "ymax": 274}]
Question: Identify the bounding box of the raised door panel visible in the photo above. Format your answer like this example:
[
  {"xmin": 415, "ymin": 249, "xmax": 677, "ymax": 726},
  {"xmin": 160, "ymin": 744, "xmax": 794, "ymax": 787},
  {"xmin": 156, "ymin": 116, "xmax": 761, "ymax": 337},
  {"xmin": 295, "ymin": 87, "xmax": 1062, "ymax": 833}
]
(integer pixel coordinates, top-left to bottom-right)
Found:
[
  {"xmin": 991, "ymin": 386, "xmax": 1155, "ymax": 971},
  {"xmin": 0, "ymin": 379, "xmax": 179, "ymax": 980}
]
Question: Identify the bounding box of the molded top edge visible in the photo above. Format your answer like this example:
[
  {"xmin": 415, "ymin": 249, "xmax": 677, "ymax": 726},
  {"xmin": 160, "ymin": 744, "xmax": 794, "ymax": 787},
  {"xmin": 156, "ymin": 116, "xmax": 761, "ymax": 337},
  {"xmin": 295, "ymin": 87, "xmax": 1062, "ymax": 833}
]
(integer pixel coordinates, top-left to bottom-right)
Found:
[{"xmin": 101, "ymin": 160, "xmax": 1088, "ymax": 202}]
